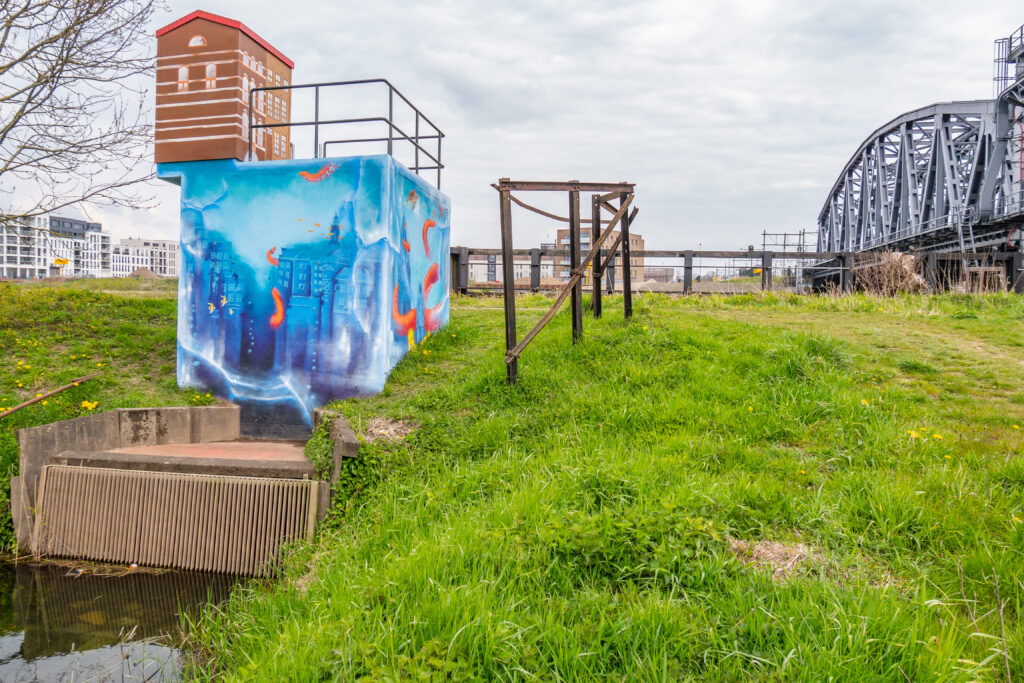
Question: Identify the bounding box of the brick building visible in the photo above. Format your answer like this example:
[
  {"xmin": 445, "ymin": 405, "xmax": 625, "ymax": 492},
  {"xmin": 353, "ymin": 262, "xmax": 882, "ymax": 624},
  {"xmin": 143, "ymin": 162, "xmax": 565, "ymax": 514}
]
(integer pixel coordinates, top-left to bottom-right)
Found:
[{"xmin": 155, "ymin": 10, "xmax": 294, "ymax": 164}]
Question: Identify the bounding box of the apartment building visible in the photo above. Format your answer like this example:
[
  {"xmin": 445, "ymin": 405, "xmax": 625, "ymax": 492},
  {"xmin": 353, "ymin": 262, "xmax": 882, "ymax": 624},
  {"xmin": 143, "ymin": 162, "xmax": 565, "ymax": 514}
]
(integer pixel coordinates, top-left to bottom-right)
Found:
[
  {"xmin": 114, "ymin": 238, "xmax": 179, "ymax": 277},
  {"xmin": 155, "ymin": 10, "xmax": 294, "ymax": 164},
  {"xmin": 0, "ymin": 216, "xmax": 111, "ymax": 279}
]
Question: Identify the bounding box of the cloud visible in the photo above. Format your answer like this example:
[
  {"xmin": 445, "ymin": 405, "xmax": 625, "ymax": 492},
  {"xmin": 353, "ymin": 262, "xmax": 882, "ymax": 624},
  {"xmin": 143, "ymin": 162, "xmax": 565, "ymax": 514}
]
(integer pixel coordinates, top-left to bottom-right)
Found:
[{"xmin": 109, "ymin": 0, "xmax": 1023, "ymax": 250}]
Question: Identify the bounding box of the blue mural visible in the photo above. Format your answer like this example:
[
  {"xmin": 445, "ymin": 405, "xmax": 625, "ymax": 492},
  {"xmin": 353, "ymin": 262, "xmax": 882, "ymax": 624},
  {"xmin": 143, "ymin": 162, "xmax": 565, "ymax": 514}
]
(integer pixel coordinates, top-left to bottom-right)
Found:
[{"xmin": 158, "ymin": 155, "xmax": 451, "ymax": 425}]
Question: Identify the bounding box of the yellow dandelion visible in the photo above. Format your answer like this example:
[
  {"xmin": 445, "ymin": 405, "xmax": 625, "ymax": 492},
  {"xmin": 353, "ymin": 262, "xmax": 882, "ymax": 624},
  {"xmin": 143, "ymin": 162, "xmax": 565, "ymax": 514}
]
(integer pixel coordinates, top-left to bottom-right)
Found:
[
  {"xmin": 943, "ymin": 454, "xmax": 951, "ymax": 460},
  {"xmin": 909, "ymin": 430, "xmax": 919, "ymax": 439},
  {"xmin": 16, "ymin": 360, "xmax": 23, "ymax": 365},
  {"xmin": 748, "ymin": 406, "xmax": 753, "ymax": 412},
  {"xmin": 861, "ymin": 399, "xmax": 869, "ymax": 406},
  {"xmin": 1014, "ymin": 425, "xmax": 1020, "ymax": 430},
  {"xmin": 933, "ymin": 434, "xmax": 943, "ymax": 440},
  {"xmin": 35, "ymin": 393, "xmax": 42, "ymax": 398},
  {"xmin": 16, "ymin": 382, "xmax": 22, "ymax": 388},
  {"xmin": 642, "ymin": 325, "xmax": 649, "ymax": 330},
  {"xmin": 798, "ymin": 469, "xmax": 806, "ymax": 475},
  {"xmin": 41, "ymin": 400, "xmax": 48, "ymax": 405},
  {"xmin": 422, "ymin": 349, "xmax": 430, "ymax": 355}
]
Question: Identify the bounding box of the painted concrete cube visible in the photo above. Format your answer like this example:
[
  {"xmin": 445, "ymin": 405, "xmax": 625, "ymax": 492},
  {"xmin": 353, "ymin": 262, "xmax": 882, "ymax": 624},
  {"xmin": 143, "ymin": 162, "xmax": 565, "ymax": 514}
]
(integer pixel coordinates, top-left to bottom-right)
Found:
[{"xmin": 158, "ymin": 155, "xmax": 450, "ymax": 425}]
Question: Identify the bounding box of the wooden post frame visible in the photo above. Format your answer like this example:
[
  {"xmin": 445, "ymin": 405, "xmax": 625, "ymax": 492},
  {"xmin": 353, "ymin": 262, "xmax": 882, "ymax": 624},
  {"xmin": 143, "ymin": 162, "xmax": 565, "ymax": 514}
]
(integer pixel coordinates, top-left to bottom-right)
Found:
[{"xmin": 492, "ymin": 179, "xmax": 636, "ymax": 384}]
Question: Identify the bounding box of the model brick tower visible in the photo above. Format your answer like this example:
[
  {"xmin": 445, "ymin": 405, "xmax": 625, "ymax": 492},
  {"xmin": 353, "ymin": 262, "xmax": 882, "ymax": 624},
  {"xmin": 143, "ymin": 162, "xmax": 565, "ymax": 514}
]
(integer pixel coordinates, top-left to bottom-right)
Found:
[{"xmin": 155, "ymin": 10, "xmax": 294, "ymax": 164}]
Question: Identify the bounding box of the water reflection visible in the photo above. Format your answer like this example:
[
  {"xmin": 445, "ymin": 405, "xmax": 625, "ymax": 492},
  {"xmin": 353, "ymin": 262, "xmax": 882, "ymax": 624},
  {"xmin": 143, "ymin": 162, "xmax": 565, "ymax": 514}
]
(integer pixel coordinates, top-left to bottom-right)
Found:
[{"xmin": 0, "ymin": 562, "xmax": 236, "ymax": 682}]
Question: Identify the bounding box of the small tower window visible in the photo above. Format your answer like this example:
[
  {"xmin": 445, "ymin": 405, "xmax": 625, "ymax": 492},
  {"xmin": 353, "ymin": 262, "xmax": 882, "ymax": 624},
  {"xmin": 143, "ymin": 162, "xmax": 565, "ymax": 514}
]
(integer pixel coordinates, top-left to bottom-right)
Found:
[
  {"xmin": 205, "ymin": 63, "xmax": 216, "ymax": 89},
  {"xmin": 177, "ymin": 66, "xmax": 188, "ymax": 92},
  {"xmin": 188, "ymin": 35, "xmax": 207, "ymax": 47}
]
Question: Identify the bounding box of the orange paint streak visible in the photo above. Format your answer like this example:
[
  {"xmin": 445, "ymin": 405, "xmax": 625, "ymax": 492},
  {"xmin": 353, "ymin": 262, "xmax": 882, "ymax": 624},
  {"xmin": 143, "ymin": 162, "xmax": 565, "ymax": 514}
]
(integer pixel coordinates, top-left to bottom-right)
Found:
[
  {"xmin": 298, "ymin": 162, "xmax": 339, "ymax": 183},
  {"xmin": 269, "ymin": 287, "xmax": 285, "ymax": 329},
  {"xmin": 422, "ymin": 263, "xmax": 444, "ymax": 331},
  {"xmin": 422, "ymin": 219, "xmax": 436, "ymax": 257},
  {"xmin": 266, "ymin": 247, "xmax": 279, "ymax": 266},
  {"xmin": 423, "ymin": 262, "xmax": 440, "ymax": 298},
  {"xmin": 392, "ymin": 284, "xmax": 417, "ymax": 334},
  {"xmin": 402, "ymin": 239, "xmax": 411, "ymax": 251}
]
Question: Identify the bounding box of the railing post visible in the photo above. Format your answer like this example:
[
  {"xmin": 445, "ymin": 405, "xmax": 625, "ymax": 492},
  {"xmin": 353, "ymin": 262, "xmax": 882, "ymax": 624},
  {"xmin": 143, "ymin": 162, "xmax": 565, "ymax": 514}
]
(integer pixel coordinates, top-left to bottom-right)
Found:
[
  {"xmin": 499, "ymin": 188, "xmax": 517, "ymax": 385},
  {"xmin": 530, "ymin": 248, "xmax": 540, "ymax": 292},
  {"xmin": 247, "ymin": 88, "xmax": 254, "ymax": 161},
  {"xmin": 436, "ymin": 136, "xmax": 442, "ymax": 190},
  {"xmin": 449, "ymin": 248, "xmax": 459, "ymax": 295},
  {"xmin": 414, "ymin": 113, "xmax": 420, "ymax": 176},
  {"xmin": 683, "ymin": 250, "xmax": 693, "ymax": 294},
  {"xmin": 387, "ymin": 87, "xmax": 394, "ymax": 156},
  {"xmin": 620, "ymin": 192, "xmax": 633, "ymax": 319},
  {"xmin": 458, "ymin": 247, "xmax": 469, "ymax": 295},
  {"xmin": 592, "ymin": 195, "xmax": 602, "ymax": 318},
  {"xmin": 569, "ymin": 188, "xmax": 583, "ymax": 342},
  {"xmin": 761, "ymin": 251, "xmax": 773, "ymax": 291},
  {"xmin": 313, "ymin": 85, "xmax": 320, "ymax": 159}
]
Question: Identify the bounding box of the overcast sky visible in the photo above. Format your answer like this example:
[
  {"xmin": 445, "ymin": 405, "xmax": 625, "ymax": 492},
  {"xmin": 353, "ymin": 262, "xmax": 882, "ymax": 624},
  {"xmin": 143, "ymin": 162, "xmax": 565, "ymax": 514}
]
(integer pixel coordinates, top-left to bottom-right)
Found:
[{"xmin": 92, "ymin": 0, "xmax": 1021, "ymax": 250}]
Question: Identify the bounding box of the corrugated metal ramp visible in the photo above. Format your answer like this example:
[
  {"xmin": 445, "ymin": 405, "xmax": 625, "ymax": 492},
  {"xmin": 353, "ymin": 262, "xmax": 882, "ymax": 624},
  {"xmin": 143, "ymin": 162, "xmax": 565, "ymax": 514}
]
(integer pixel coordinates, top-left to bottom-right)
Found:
[{"xmin": 32, "ymin": 465, "xmax": 321, "ymax": 577}]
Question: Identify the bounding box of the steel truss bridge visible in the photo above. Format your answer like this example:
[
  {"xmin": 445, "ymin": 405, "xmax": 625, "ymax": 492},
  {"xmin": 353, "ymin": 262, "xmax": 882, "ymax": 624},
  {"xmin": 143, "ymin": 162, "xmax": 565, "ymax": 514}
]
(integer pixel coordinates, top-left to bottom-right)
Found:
[{"xmin": 817, "ymin": 24, "xmax": 1024, "ymax": 254}]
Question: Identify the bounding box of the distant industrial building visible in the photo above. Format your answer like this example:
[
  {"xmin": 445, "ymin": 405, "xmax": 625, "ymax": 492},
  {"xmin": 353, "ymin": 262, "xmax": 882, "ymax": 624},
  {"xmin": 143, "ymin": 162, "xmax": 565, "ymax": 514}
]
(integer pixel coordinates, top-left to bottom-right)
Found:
[
  {"xmin": 555, "ymin": 227, "xmax": 644, "ymax": 282},
  {"xmin": 0, "ymin": 215, "xmax": 179, "ymax": 280}
]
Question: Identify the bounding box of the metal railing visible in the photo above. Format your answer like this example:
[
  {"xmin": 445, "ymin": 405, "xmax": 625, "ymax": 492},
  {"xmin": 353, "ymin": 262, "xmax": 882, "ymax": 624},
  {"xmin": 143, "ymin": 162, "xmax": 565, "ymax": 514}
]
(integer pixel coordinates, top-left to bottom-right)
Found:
[{"xmin": 247, "ymin": 78, "xmax": 444, "ymax": 188}]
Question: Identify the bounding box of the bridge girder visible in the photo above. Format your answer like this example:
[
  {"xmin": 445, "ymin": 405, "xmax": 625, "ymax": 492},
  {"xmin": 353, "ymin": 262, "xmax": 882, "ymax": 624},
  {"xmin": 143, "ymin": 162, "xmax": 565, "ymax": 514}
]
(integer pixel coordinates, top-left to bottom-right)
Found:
[{"xmin": 817, "ymin": 98, "xmax": 1023, "ymax": 253}]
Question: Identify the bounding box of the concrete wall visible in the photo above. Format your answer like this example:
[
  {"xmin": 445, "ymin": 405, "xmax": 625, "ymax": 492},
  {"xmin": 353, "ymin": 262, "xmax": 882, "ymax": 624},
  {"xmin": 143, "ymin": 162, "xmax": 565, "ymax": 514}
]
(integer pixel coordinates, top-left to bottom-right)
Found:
[{"xmin": 157, "ymin": 155, "xmax": 451, "ymax": 427}]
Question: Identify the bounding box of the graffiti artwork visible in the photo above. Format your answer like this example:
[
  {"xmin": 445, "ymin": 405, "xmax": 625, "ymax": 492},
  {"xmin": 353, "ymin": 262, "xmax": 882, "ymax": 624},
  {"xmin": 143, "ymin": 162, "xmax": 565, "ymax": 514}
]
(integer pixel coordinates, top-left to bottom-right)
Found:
[{"xmin": 158, "ymin": 155, "xmax": 451, "ymax": 425}]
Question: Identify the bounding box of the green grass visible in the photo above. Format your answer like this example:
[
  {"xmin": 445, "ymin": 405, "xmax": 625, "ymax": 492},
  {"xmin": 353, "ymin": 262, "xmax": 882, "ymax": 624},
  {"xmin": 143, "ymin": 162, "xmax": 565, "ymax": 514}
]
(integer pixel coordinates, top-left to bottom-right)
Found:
[
  {"xmin": 0, "ymin": 279, "xmax": 212, "ymax": 550},
  {"xmin": 188, "ymin": 291, "xmax": 1024, "ymax": 681}
]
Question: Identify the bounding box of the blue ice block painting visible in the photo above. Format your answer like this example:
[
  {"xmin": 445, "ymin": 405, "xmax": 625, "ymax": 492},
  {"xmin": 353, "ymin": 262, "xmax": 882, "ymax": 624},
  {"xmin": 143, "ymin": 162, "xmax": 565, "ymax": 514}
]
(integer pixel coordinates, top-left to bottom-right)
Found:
[{"xmin": 158, "ymin": 155, "xmax": 451, "ymax": 425}]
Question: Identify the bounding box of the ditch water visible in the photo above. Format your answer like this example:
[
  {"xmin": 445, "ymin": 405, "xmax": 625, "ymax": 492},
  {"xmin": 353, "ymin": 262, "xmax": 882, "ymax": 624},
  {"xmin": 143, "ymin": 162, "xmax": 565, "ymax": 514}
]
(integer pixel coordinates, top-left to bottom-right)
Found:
[{"xmin": 0, "ymin": 562, "xmax": 237, "ymax": 682}]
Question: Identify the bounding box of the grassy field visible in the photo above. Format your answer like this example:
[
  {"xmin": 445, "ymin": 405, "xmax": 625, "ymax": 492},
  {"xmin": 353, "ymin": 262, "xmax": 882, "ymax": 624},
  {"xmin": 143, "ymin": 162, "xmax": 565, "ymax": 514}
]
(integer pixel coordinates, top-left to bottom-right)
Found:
[
  {"xmin": 181, "ymin": 291, "xmax": 1024, "ymax": 681},
  {"xmin": 0, "ymin": 279, "xmax": 212, "ymax": 550}
]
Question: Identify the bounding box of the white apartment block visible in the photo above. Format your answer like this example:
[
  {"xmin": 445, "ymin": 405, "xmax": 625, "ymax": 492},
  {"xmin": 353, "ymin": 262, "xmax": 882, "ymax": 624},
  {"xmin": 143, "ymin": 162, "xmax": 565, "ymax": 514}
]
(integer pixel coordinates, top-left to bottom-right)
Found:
[
  {"xmin": 112, "ymin": 239, "xmax": 179, "ymax": 278},
  {"xmin": 0, "ymin": 215, "xmax": 111, "ymax": 279}
]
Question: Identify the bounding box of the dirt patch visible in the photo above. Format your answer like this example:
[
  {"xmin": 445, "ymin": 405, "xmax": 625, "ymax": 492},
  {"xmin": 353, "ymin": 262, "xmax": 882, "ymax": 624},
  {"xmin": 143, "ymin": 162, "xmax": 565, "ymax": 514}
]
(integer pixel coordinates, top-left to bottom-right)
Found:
[
  {"xmin": 362, "ymin": 417, "xmax": 417, "ymax": 443},
  {"xmin": 729, "ymin": 538, "xmax": 811, "ymax": 581}
]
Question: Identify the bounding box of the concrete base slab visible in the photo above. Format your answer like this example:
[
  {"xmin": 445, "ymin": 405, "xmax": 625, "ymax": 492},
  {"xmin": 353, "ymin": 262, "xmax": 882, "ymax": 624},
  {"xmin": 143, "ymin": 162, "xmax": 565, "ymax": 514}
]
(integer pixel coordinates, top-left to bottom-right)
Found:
[{"xmin": 50, "ymin": 440, "xmax": 314, "ymax": 480}]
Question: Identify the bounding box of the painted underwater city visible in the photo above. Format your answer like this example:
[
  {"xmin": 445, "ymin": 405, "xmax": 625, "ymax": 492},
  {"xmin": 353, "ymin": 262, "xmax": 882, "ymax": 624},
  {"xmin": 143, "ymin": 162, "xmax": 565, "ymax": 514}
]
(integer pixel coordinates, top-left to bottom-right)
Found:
[{"xmin": 158, "ymin": 155, "xmax": 451, "ymax": 427}]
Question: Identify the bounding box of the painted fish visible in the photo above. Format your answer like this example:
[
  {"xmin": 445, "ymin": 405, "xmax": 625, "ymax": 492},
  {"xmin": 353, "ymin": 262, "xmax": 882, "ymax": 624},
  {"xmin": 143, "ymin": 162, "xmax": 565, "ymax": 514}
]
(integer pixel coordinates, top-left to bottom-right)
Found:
[
  {"xmin": 220, "ymin": 295, "xmax": 227, "ymax": 306},
  {"xmin": 266, "ymin": 247, "xmax": 279, "ymax": 266},
  {"xmin": 392, "ymin": 284, "xmax": 417, "ymax": 335},
  {"xmin": 406, "ymin": 190, "xmax": 419, "ymax": 209},
  {"xmin": 422, "ymin": 219, "xmax": 436, "ymax": 257},
  {"xmin": 298, "ymin": 162, "xmax": 339, "ymax": 183},
  {"xmin": 269, "ymin": 287, "xmax": 285, "ymax": 329},
  {"xmin": 207, "ymin": 302, "xmax": 215, "ymax": 313}
]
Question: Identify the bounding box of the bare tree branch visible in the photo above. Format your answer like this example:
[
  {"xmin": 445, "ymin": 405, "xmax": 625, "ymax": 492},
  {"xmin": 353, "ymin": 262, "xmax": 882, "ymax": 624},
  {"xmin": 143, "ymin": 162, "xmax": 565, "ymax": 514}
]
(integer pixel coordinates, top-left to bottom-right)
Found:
[{"xmin": 0, "ymin": 0, "xmax": 161, "ymax": 223}]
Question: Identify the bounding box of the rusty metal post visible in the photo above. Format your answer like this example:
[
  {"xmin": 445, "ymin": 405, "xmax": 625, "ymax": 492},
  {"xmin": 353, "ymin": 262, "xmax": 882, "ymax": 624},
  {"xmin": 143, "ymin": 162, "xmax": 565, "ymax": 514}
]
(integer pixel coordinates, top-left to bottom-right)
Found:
[
  {"xmin": 569, "ymin": 188, "xmax": 583, "ymax": 341},
  {"xmin": 499, "ymin": 187, "xmax": 517, "ymax": 384},
  {"xmin": 761, "ymin": 251, "xmax": 773, "ymax": 291},
  {"xmin": 592, "ymin": 195, "xmax": 602, "ymax": 318},
  {"xmin": 620, "ymin": 192, "xmax": 633, "ymax": 318},
  {"xmin": 530, "ymin": 248, "xmax": 541, "ymax": 292}
]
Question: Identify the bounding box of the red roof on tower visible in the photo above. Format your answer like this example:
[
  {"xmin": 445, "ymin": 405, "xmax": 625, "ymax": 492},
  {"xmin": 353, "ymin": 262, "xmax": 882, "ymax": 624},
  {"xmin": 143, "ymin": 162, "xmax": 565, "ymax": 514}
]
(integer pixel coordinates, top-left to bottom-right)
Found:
[{"xmin": 156, "ymin": 10, "xmax": 294, "ymax": 68}]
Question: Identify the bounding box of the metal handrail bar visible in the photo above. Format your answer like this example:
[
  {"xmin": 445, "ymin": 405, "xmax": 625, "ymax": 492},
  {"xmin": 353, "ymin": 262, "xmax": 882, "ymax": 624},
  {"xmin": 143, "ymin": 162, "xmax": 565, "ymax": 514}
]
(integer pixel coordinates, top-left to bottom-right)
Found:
[{"xmin": 246, "ymin": 78, "xmax": 444, "ymax": 187}]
